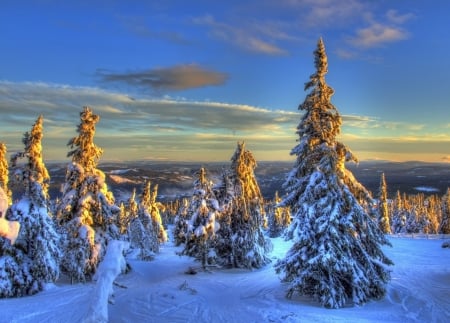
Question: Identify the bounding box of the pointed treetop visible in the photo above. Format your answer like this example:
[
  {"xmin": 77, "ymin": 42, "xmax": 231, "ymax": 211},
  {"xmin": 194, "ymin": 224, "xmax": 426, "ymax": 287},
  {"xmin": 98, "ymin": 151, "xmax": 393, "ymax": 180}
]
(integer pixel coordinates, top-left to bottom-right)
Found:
[
  {"xmin": 67, "ymin": 107, "xmax": 103, "ymax": 172},
  {"xmin": 315, "ymin": 37, "xmax": 328, "ymax": 79}
]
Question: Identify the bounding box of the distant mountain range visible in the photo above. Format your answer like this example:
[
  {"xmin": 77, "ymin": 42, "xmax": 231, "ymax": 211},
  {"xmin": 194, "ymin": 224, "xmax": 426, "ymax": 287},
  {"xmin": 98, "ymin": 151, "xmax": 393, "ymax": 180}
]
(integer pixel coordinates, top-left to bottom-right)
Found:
[{"xmin": 45, "ymin": 161, "xmax": 450, "ymax": 203}]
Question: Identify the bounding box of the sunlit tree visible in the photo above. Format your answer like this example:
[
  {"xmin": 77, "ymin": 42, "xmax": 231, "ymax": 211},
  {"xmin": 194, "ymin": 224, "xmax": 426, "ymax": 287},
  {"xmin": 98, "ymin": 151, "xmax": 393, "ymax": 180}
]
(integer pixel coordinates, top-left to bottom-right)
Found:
[
  {"xmin": 440, "ymin": 188, "xmax": 450, "ymax": 234},
  {"xmin": 215, "ymin": 142, "xmax": 272, "ymax": 269},
  {"xmin": 0, "ymin": 142, "xmax": 12, "ymax": 206},
  {"xmin": 182, "ymin": 167, "xmax": 220, "ymax": 268},
  {"xmin": 57, "ymin": 107, "xmax": 120, "ymax": 282},
  {"xmin": 268, "ymin": 191, "xmax": 291, "ymax": 238},
  {"xmin": 1, "ymin": 116, "xmax": 60, "ymax": 297},
  {"xmin": 378, "ymin": 173, "xmax": 391, "ymax": 234},
  {"xmin": 275, "ymin": 38, "xmax": 392, "ymax": 309}
]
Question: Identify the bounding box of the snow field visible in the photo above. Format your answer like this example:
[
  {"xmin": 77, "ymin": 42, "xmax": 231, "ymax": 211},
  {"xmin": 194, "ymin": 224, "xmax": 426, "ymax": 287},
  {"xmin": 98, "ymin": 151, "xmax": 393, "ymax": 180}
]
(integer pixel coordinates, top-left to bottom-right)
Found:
[{"xmin": 0, "ymin": 236, "xmax": 448, "ymax": 323}]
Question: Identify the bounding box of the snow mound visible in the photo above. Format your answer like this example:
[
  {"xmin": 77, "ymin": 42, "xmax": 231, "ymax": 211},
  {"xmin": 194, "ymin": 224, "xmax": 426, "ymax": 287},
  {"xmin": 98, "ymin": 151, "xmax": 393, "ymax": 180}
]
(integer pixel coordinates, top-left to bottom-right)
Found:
[{"xmin": 82, "ymin": 240, "xmax": 129, "ymax": 323}]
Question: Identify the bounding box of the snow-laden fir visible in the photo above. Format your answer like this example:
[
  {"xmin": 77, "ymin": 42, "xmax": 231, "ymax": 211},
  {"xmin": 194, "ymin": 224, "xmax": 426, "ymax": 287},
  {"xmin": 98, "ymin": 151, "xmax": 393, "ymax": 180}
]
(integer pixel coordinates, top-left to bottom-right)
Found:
[{"xmin": 274, "ymin": 38, "xmax": 393, "ymax": 309}]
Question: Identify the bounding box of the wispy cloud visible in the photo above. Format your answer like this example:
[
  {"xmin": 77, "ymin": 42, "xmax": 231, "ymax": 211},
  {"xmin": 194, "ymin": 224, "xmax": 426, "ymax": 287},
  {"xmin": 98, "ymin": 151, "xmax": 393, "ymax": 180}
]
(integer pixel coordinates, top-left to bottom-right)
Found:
[
  {"xmin": 1, "ymin": 81, "xmax": 446, "ymax": 162},
  {"xmin": 96, "ymin": 64, "xmax": 228, "ymax": 91},
  {"xmin": 287, "ymin": 0, "xmax": 366, "ymax": 28},
  {"xmin": 192, "ymin": 14, "xmax": 289, "ymax": 55},
  {"xmin": 348, "ymin": 23, "xmax": 409, "ymax": 48},
  {"xmin": 119, "ymin": 15, "xmax": 190, "ymax": 45},
  {"xmin": 386, "ymin": 9, "xmax": 415, "ymax": 25},
  {"xmin": 0, "ymin": 81, "xmax": 296, "ymax": 160},
  {"xmin": 347, "ymin": 9, "xmax": 414, "ymax": 49}
]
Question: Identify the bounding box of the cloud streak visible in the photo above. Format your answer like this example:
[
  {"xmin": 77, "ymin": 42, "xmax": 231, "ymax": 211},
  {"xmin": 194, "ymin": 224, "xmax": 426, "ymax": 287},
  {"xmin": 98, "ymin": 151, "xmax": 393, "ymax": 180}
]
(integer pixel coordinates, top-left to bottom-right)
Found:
[
  {"xmin": 192, "ymin": 14, "xmax": 289, "ymax": 55},
  {"xmin": 0, "ymin": 81, "xmax": 446, "ymax": 162},
  {"xmin": 96, "ymin": 64, "xmax": 228, "ymax": 91},
  {"xmin": 349, "ymin": 23, "xmax": 409, "ymax": 48}
]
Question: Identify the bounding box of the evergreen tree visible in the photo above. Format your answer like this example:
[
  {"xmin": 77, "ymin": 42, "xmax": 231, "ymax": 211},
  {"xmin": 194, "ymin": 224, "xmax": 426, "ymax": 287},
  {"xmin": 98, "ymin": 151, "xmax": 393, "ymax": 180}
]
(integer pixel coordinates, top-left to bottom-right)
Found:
[
  {"xmin": 173, "ymin": 198, "xmax": 190, "ymax": 246},
  {"xmin": 57, "ymin": 107, "xmax": 120, "ymax": 282},
  {"xmin": 391, "ymin": 190, "xmax": 407, "ymax": 233},
  {"xmin": 215, "ymin": 142, "xmax": 272, "ymax": 269},
  {"xmin": 268, "ymin": 191, "xmax": 291, "ymax": 238},
  {"xmin": 128, "ymin": 181, "xmax": 167, "ymax": 260},
  {"xmin": 440, "ymin": 188, "xmax": 450, "ymax": 234},
  {"xmin": 1, "ymin": 117, "xmax": 60, "ymax": 297},
  {"xmin": 182, "ymin": 167, "xmax": 221, "ymax": 268},
  {"xmin": 275, "ymin": 38, "xmax": 392, "ymax": 309},
  {"xmin": 378, "ymin": 173, "xmax": 391, "ymax": 234},
  {"xmin": 129, "ymin": 190, "xmax": 156, "ymax": 260},
  {"xmin": 139, "ymin": 181, "xmax": 167, "ymax": 245},
  {"xmin": 11, "ymin": 116, "xmax": 51, "ymax": 200},
  {"xmin": 0, "ymin": 142, "xmax": 12, "ymax": 206}
]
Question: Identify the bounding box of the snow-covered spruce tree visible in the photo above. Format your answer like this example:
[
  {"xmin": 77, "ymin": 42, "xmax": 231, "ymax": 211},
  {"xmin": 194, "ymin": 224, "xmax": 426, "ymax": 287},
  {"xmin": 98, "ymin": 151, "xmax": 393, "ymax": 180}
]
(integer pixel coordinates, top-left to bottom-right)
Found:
[
  {"xmin": 215, "ymin": 142, "xmax": 272, "ymax": 269},
  {"xmin": 274, "ymin": 38, "xmax": 392, "ymax": 309},
  {"xmin": 57, "ymin": 107, "xmax": 120, "ymax": 282},
  {"xmin": 378, "ymin": 173, "xmax": 391, "ymax": 234},
  {"xmin": 173, "ymin": 198, "xmax": 190, "ymax": 246},
  {"xmin": 440, "ymin": 188, "xmax": 450, "ymax": 234},
  {"xmin": 0, "ymin": 116, "xmax": 61, "ymax": 297},
  {"xmin": 128, "ymin": 184, "xmax": 158, "ymax": 260},
  {"xmin": 268, "ymin": 191, "xmax": 291, "ymax": 238},
  {"xmin": 0, "ymin": 142, "xmax": 12, "ymax": 206},
  {"xmin": 182, "ymin": 167, "xmax": 221, "ymax": 268},
  {"xmin": 391, "ymin": 190, "xmax": 407, "ymax": 234},
  {"xmin": 11, "ymin": 116, "xmax": 51, "ymax": 200},
  {"xmin": 117, "ymin": 188, "xmax": 138, "ymax": 237},
  {"xmin": 139, "ymin": 180, "xmax": 167, "ymax": 245}
]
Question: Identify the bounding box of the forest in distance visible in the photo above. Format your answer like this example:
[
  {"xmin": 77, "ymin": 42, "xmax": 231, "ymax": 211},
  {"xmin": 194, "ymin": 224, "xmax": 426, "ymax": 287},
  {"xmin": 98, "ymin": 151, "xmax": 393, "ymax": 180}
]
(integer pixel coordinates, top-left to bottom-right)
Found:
[{"xmin": 44, "ymin": 159, "xmax": 450, "ymax": 202}]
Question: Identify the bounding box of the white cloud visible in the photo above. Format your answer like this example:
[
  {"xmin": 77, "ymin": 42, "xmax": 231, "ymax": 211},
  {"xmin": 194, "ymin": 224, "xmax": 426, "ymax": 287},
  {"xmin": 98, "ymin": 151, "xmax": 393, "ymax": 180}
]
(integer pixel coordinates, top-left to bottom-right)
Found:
[
  {"xmin": 1, "ymin": 81, "xmax": 446, "ymax": 162},
  {"xmin": 349, "ymin": 23, "xmax": 409, "ymax": 48},
  {"xmin": 386, "ymin": 9, "xmax": 415, "ymax": 24},
  {"xmin": 0, "ymin": 81, "xmax": 297, "ymax": 160},
  {"xmin": 192, "ymin": 15, "xmax": 289, "ymax": 55}
]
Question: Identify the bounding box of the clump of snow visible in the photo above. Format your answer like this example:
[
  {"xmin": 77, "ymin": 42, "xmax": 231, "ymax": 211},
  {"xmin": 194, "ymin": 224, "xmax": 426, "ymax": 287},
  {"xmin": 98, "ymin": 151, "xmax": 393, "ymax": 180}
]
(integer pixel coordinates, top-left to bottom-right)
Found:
[
  {"xmin": 0, "ymin": 217, "xmax": 20, "ymax": 245},
  {"xmin": 82, "ymin": 240, "xmax": 129, "ymax": 323},
  {"xmin": 0, "ymin": 186, "xmax": 19, "ymax": 244},
  {"xmin": 0, "ymin": 187, "xmax": 8, "ymax": 217}
]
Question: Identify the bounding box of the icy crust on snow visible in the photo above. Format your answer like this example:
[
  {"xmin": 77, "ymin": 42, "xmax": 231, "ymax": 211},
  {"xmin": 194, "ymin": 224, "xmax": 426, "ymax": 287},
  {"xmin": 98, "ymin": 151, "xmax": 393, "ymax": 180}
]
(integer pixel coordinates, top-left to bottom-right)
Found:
[{"xmin": 0, "ymin": 236, "xmax": 449, "ymax": 323}]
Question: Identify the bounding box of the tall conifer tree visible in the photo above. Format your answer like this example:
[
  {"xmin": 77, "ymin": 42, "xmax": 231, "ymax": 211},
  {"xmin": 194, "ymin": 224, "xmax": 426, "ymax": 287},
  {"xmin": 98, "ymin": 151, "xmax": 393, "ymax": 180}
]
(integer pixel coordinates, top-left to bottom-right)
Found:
[
  {"xmin": 182, "ymin": 167, "xmax": 220, "ymax": 268},
  {"xmin": 378, "ymin": 173, "xmax": 391, "ymax": 234},
  {"xmin": 440, "ymin": 188, "xmax": 450, "ymax": 234},
  {"xmin": 268, "ymin": 191, "xmax": 291, "ymax": 238},
  {"xmin": 0, "ymin": 142, "xmax": 11, "ymax": 206},
  {"xmin": 215, "ymin": 142, "xmax": 271, "ymax": 269},
  {"xmin": 57, "ymin": 107, "xmax": 120, "ymax": 282},
  {"xmin": 275, "ymin": 38, "xmax": 392, "ymax": 308},
  {"xmin": 1, "ymin": 116, "xmax": 60, "ymax": 297}
]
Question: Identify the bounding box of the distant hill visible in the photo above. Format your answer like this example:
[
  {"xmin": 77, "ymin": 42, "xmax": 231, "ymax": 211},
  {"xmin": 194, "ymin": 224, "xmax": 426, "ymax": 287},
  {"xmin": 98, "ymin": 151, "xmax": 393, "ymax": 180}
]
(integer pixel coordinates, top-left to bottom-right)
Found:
[{"xmin": 44, "ymin": 161, "xmax": 450, "ymax": 202}]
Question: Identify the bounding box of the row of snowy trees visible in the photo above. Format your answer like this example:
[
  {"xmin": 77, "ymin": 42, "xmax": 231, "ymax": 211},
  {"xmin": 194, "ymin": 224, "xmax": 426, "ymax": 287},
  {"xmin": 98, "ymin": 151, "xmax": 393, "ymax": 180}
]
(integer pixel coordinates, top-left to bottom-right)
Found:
[
  {"xmin": 376, "ymin": 172, "xmax": 450, "ymax": 234},
  {"xmin": 175, "ymin": 142, "xmax": 272, "ymax": 270},
  {"xmin": 0, "ymin": 108, "xmax": 168, "ymax": 296},
  {"xmin": 175, "ymin": 38, "xmax": 394, "ymax": 309},
  {"xmin": 0, "ymin": 106, "xmax": 277, "ymax": 297}
]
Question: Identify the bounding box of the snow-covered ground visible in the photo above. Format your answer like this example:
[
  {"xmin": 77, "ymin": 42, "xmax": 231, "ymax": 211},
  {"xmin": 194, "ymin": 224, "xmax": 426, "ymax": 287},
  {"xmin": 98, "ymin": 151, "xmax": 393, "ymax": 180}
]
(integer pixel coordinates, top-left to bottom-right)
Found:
[{"xmin": 0, "ymin": 235, "xmax": 449, "ymax": 323}]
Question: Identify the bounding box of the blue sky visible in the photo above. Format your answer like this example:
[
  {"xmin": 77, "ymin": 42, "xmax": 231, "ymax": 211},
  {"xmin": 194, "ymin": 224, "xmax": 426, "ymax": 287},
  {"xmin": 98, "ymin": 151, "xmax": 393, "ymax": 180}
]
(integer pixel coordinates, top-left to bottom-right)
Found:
[{"xmin": 1, "ymin": 0, "xmax": 449, "ymax": 162}]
